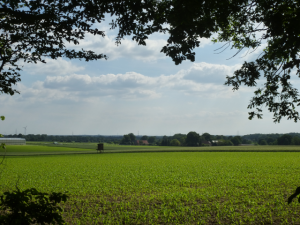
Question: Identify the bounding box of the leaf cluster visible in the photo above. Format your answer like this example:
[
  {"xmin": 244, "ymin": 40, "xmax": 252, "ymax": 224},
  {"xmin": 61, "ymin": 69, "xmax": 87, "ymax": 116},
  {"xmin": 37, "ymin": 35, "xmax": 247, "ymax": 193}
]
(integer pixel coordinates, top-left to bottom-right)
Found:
[
  {"xmin": 288, "ymin": 186, "xmax": 300, "ymax": 204},
  {"xmin": 218, "ymin": 0, "xmax": 300, "ymax": 122},
  {"xmin": 0, "ymin": 188, "xmax": 68, "ymax": 225},
  {"xmin": 1, "ymin": 0, "xmax": 109, "ymax": 95}
]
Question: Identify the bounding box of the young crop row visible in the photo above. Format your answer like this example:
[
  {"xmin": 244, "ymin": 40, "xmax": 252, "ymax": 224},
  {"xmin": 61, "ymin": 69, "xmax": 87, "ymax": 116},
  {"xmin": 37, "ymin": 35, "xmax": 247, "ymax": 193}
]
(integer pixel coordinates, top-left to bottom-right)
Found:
[{"xmin": 1, "ymin": 152, "xmax": 300, "ymax": 224}]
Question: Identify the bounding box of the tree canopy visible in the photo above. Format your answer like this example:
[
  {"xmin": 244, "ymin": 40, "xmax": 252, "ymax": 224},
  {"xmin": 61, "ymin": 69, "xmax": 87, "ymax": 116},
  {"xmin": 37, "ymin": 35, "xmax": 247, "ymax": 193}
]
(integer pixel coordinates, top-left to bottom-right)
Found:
[
  {"xmin": 230, "ymin": 136, "xmax": 242, "ymax": 146},
  {"xmin": 1, "ymin": 0, "xmax": 300, "ymax": 122},
  {"xmin": 277, "ymin": 134, "xmax": 293, "ymax": 145},
  {"xmin": 186, "ymin": 131, "xmax": 201, "ymax": 146},
  {"xmin": 148, "ymin": 136, "xmax": 156, "ymax": 144},
  {"xmin": 140, "ymin": 135, "xmax": 148, "ymax": 141},
  {"xmin": 202, "ymin": 133, "xmax": 212, "ymax": 142}
]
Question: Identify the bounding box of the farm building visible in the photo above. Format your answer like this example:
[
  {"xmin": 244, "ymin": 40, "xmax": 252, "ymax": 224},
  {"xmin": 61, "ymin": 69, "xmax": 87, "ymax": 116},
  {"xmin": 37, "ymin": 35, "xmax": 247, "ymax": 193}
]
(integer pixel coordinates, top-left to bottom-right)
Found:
[
  {"xmin": 135, "ymin": 140, "xmax": 149, "ymax": 145},
  {"xmin": 202, "ymin": 141, "xmax": 212, "ymax": 146},
  {"xmin": 0, "ymin": 138, "xmax": 26, "ymax": 145}
]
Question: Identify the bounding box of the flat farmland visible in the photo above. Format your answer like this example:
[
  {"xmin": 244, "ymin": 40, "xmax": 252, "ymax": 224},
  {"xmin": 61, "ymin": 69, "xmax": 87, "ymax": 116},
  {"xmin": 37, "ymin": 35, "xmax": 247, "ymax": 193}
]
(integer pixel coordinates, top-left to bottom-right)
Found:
[
  {"xmin": 1, "ymin": 151, "xmax": 300, "ymax": 224},
  {"xmin": 0, "ymin": 145, "xmax": 96, "ymax": 156}
]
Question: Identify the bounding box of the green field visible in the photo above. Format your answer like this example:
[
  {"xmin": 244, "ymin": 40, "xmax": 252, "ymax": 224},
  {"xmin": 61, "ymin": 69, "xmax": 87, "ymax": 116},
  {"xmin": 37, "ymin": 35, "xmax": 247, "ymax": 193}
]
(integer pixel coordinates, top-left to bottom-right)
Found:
[{"xmin": 1, "ymin": 144, "xmax": 300, "ymax": 224}]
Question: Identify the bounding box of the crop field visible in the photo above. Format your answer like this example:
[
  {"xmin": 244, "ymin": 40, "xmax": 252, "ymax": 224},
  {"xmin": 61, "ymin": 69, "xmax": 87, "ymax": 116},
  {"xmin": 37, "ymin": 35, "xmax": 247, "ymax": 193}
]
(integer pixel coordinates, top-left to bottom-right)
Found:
[
  {"xmin": 0, "ymin": 145, "xmax": 95, "ymax": 156},
  {"xmin": 1, "ymin": 150, "xmax": 300, "ymax": 224}
]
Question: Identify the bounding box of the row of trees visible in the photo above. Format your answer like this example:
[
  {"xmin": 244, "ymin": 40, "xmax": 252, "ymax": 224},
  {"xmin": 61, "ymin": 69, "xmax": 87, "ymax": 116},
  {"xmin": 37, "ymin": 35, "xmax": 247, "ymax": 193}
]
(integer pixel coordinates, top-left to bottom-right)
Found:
[
  {"xmin": 4, "ymin": 134, "xmax": 121, "ymax": 143},
  {"xmin": 257, "ymin": 134, "xmax": 300, "ymax": 146},
  {"xmin": 242, "ymin": 133, "xmax": 300, "ymax": 145},
  {"xmin": 5, "ymin": 132, "xmax": 300, "ymax": 146},
  {"xmin": 120, "ymin": 132, "xmax": 300, "ymax": 146},
  {"xmin": 120, "ymin": 132, "xmax": 249, "ymax": 146},
  {"xmin": 160, "ymin": 133, "xmax": 251, "ymax": 146},
  {"xmin": 120, "ymin": 133, "xmax": 157, "ymax": 145}
]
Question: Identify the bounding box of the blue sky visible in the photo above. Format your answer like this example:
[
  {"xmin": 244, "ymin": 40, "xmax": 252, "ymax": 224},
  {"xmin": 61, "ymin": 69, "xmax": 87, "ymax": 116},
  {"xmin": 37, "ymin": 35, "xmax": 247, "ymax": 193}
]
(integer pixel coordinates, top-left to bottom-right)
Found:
[{"xmin": 1, "ymin": 22, "xmax": 300, "ymax": 136}]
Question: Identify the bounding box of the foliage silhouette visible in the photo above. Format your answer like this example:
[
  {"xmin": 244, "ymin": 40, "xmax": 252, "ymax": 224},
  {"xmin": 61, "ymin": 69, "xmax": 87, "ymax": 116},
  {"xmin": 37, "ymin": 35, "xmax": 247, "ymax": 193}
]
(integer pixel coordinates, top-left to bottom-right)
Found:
[
  {"xmin": 0, "ymin": 188, "xmax": 68, "ymax": 225},
  {"xmin": 288, "ymin": 187, "xmax": 300, "ymax": 204}
]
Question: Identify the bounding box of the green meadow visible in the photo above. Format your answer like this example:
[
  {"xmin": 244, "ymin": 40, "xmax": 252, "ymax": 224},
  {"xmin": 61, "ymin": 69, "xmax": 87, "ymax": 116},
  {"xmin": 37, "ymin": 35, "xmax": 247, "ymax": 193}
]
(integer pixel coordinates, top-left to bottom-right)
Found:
[{"xmin": 1, "ymin": 145, "xmax": 300, "ymax": 224}]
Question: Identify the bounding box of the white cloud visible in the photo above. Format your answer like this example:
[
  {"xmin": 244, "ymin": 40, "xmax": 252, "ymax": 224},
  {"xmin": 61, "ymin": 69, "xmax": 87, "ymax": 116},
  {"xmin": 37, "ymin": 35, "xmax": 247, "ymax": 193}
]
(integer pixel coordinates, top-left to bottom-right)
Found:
[
  {"xmin": 67, "ymin": 33, "xmax": 213, "ymax": 62},
  {"xmin": 181, "ymin": 62, "xmax": 241, "ymax": 84},
  {"xmin": 68, "ymin": 34, "xmax": 168, "ymax": 62},
  {"xmin": 7, "ymin": 62, "xmax": 243, "ymax": 102},
  {"xmin": 42, "ymin": 72, "xmax": 160, "ymax": 99},
  {"xmin": 198, "ymin": 37, "xmax": 213, "ymax": 48},
  {"xmin": 23, "ymin": 58, "xmax": 85, "ymax": 76}
]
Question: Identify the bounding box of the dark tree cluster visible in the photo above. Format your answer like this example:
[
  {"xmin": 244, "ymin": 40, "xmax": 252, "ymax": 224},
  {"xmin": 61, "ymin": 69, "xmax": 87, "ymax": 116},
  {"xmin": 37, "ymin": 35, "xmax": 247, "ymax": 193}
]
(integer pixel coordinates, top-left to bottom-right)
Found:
[
  {"xmin": 138, "ymin": 135, "xmax": 157, "ymax": 145},
  {"xmin": 243, "ymin": 133, "xmax": 300, "ymax": 145},
  {"xmin": 120, "ymin": 133, "xmax": 136, "ymax": 145}
]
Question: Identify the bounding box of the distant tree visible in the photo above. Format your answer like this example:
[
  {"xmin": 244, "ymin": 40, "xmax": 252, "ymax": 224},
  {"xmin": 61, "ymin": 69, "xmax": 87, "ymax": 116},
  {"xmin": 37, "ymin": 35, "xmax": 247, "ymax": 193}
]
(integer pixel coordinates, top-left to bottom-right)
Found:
[
  {"xmin": 241, "ymin": 138, "xmax": 251, "ymax": 144},
  {"xmin": 120, "ymin": 135, "xmax": 131, "ymax": 145},
  {"xmin": 202, "ymin": 133, "xmax": 211, "ymax": 142},
  {"xmin": 172, "ymin": 133, "xmax": 186, "ymax": 140},
  {"xmin": 128, "ymin": 133, "xmax": 136, "ymax": 144},
  {"xmin": 179, "ymin": 137, "xmax": 186, "ymax": 146},
  {"xmin": 266, "ymin": 137, "xmax": 276, "ymax": 145},
  {"xmin": 258, "ymin": 139, "xmax": 267, "ymax": 145},
  {"xmin": 230, "ymin": 136, "xmax": 242, "ymax": 146},
  {"xmin": 172, "ymin": 134, "xmax": 186, "ymax": 146},
  {"xmin": 292, "ymin": 136, "xmax": 300, "ymax": 145},
  {"xmin": 140, "ymin": 135, "xmax": 148, "ymax": 141},
  {"xmin": 217, "ymin": 140, "xmax": 233, "ymax": 146},
  {"xmin": 186, "ymin": 132, "xmax": 201, "ymax": 146},
  {"xmin": 170, "ymin": 139, "xmax": 181, "ymax": 146},
  {"xmin": 215, "ymin": 135, "xmax": 225, "ymax": 140},
  {"xmin": 148, "ymin": 136, "xmax": 156, "ymax": 145},
  {"xmin": 277, "ymin": 134, "xmax": 293, "ymax": 145},
  {"xmin": 161, "ymin": 136, "xmax": 170, "ymax": 146}
]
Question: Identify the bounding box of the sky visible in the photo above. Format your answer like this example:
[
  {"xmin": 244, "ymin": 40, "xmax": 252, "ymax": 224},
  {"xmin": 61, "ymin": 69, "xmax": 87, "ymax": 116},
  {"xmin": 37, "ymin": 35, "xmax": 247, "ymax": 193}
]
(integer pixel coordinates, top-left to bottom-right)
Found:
[{"xmin": 1, "ymin": 21, "xmax": 300, "ymax": 136}]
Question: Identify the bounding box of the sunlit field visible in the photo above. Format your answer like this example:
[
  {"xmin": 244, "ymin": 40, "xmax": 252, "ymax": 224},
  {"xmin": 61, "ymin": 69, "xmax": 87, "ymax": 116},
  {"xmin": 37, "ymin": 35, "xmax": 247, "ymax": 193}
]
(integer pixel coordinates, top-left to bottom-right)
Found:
[{"xmin": 1, "ymin": 147, "xmax": 300, "ymax": 224}]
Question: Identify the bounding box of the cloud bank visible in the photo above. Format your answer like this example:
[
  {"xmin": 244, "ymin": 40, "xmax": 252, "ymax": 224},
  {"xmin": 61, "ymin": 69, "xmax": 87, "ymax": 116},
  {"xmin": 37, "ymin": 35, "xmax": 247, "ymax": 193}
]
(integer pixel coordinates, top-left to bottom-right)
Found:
[{"xmin": 7, "ymin": 62, "xmax": 241, "ymax": 103}]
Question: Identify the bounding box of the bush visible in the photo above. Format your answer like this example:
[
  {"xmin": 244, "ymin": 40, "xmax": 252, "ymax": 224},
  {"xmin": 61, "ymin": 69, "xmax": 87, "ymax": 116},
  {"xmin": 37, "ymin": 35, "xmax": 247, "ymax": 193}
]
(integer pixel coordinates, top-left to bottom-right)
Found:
[
  {"xmin": 170, "ymin": 139, "xmax": 181, "ymax": 146},
  {"xmin": 258, "ymin": 139, "xmax": 267, "ymax": 145},
  {"xmin": 217, "ymin": 140, "xmax": 233, "ymax": 146},
  {"xmin": 0, "ymin": 188, "xmax": 68, "ymax": 225}
]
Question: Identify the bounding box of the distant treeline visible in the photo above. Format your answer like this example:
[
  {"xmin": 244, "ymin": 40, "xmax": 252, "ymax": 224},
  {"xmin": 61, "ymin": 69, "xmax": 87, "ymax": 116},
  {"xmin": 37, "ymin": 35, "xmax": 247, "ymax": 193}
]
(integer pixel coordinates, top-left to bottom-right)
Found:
[
  {"xmin": 119, "ymin": 132, "xmax": 249, "ymax": 146},
  {"xmin": 242, "ymin": 133, "xmax": 300, "ymax": 145},
  {"xmin": 120, "ymin": 132, "xmax": 300, "ymax": 146},
  {"xmin": 4, "ymin": 134, "xmax": 121, "ymax": 143},
  {"xmin": 5, "ymin": 132, "xmax": 300, "ymax": 146}
]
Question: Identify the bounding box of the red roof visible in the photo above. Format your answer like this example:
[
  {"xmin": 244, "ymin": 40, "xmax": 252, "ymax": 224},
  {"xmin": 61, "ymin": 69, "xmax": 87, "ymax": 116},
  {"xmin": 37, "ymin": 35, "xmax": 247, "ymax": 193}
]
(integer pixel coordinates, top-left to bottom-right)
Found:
[{"xmin": 135, "ymin": 140, "xmax": 149, "ymax": 145}]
